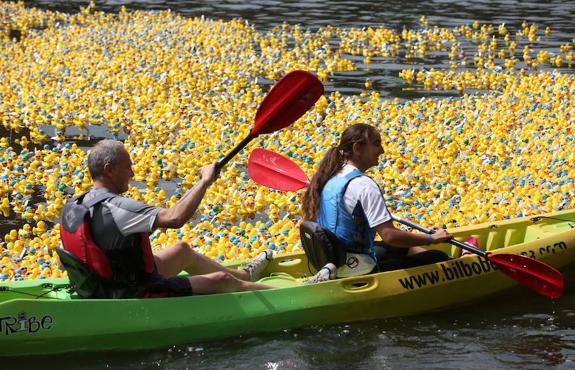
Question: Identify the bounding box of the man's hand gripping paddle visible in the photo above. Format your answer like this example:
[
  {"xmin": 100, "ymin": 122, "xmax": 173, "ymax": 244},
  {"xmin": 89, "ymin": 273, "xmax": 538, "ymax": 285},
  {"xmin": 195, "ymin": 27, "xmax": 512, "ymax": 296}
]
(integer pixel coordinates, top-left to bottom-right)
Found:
[{"xmin": 216, "ymin": 70, "xmax": 324, "ymax": 171}]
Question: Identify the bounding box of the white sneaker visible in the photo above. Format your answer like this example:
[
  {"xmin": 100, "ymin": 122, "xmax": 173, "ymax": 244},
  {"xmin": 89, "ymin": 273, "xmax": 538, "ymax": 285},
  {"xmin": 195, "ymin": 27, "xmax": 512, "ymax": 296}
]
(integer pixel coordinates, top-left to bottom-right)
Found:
[
  {"xmin": 303, "ymin": 263, "xmax": 337, "ymax": 285},
  {"xmin": 243, "ymin": 249, "xmax": 273, "ymax": 281}
]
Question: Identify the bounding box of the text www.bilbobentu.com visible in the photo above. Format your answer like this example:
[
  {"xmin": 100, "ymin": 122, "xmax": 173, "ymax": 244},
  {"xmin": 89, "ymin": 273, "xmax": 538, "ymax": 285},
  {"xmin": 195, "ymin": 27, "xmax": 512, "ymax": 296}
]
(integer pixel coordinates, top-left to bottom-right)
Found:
[{"xmin": 398, "ymin": 257, "xmax": 497, "ymax": 290}]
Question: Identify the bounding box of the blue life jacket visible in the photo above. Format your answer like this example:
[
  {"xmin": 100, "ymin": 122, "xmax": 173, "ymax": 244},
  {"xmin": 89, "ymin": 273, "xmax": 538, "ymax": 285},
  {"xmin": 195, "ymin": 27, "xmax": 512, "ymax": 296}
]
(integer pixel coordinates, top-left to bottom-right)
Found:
[{"xmin": 317, "ymin": 170, "xmax": 376, "ymax": 261}]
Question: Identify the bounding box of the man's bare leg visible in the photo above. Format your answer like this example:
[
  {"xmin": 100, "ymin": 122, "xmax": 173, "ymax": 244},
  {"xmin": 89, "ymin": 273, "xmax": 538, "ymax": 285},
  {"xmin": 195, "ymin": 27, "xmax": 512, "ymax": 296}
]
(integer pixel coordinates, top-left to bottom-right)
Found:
[
  {"xmin": 188, "ymin": 271, "xmax": 272, "ymax": 294},
  {"xmin": 154, "ymin": 241, "xmax": 255, "ymax": 281}
]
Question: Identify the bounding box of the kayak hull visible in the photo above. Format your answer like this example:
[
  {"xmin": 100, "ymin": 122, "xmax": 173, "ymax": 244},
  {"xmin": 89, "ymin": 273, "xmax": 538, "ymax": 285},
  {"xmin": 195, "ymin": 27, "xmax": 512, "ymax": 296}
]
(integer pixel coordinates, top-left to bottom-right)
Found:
[{"xmin": 1, "ymin": 209, "xmax": 575, "ymax": 356}]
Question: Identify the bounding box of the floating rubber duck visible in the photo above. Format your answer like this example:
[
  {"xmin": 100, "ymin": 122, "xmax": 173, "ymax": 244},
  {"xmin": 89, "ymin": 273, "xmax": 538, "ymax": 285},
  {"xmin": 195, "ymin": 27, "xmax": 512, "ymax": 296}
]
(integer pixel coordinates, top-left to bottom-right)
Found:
[{"xmin": 0, "ymin": 198, "xmax": 10, "ymax": 217}]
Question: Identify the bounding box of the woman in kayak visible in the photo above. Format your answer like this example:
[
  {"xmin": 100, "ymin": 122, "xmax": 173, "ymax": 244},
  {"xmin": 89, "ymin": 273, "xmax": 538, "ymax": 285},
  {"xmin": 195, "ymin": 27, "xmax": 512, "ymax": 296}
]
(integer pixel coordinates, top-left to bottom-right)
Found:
[
  {"xmin": 302, "ymin": 123, "xmax": 452, "ymax": 281},
  {"xmin": 59, "ymin": 140, "xmax": 273, "ymax": 298}
]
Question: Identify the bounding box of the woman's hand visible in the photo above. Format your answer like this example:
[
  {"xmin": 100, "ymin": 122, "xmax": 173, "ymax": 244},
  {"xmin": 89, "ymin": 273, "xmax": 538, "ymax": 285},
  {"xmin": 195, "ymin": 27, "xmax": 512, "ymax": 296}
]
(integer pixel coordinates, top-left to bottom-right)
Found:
[{"xmin": 430, "ymin": 229, "xmax": 453, "ymax": 244}]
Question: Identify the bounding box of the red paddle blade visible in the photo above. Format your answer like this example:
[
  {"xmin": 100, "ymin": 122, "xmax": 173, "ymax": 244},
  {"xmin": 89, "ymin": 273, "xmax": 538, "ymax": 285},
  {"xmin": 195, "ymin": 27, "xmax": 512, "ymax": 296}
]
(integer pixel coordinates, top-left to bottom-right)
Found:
[
  {"xmin": 488, "ymin": 253, "xmax": 565, "ymax": 298},
  {"xmin": 248, "ymin": 148, "xmax": 309, "ymax": 191},
  {"xmin": 252, "ymin": 70, "xmax": 324, "ymax": 135}
]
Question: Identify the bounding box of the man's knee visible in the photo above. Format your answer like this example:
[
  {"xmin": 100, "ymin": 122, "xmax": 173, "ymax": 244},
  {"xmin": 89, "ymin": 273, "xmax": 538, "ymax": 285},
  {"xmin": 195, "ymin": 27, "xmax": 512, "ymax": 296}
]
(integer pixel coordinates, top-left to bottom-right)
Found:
[
  {"xmin": 168, "ymin": 240, "xmax": 192, "ymax": 256},
  {"xmin": 172, "ymin": 240, "xmax": 190, "ymax": 250}
]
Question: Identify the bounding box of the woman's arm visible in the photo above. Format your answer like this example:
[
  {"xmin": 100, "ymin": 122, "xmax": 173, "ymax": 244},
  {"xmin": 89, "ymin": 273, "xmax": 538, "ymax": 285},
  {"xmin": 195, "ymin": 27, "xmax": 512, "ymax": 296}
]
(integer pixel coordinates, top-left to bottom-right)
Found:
[{"xmin": 375, "ymin": 220, "xmax": 452, "ymax": 248}]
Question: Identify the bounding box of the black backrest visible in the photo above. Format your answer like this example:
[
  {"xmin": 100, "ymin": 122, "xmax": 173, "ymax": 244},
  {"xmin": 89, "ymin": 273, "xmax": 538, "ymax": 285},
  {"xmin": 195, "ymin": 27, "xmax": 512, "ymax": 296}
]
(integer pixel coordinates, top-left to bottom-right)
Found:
[
  {"xmin": 56, "ymin": 248, "xmax": 106, "ymax": 298},
  {"xmin": 300, "ymin": 221, "xmax": 346, "ymax": 271}
]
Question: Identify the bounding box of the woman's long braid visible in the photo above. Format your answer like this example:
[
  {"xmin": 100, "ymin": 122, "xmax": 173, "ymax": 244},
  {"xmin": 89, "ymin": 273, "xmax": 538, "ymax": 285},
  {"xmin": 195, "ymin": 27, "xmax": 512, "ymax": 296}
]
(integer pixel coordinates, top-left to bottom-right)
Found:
[{"xmin": 302, "ymin": 147, "xmax": 346, "ymax": 220}]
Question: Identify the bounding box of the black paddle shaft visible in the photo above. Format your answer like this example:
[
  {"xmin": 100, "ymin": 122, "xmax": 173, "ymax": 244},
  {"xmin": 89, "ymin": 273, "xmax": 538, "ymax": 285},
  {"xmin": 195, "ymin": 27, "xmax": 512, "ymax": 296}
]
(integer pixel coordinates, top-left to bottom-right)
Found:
[
  {"xmin": 392, "ymin": 216, "xmax": 489, "ymax": 258},
  {"xmin": 216, "ymin": 133, "xmax": 255, "ymax": 171}
]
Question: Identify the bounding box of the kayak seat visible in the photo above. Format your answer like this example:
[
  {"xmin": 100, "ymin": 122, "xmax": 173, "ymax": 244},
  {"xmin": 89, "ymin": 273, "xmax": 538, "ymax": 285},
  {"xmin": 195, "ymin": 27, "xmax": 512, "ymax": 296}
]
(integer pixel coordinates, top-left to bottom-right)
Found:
[
  {"xmin": 300, "ymin": 221, "xmax": 346, "ymax": 272},
  {"xmin": 56, "ymin": 248, "xmax": 107, "ymax": 298}
]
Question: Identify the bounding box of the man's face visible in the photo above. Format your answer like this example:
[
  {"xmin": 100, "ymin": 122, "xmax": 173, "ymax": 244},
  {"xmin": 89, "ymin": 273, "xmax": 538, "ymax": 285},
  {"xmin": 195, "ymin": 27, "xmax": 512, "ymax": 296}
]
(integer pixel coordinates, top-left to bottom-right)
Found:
[{"xmin": 108, "ymin": 147, "xmax": 134, "ymax": 193}]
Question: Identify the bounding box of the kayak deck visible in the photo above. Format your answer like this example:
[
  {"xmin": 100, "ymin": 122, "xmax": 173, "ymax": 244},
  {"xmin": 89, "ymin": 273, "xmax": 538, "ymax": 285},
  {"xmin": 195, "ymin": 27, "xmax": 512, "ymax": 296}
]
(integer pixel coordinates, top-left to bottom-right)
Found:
[{"xmin": 0, "ymin": 210, "xmax": 574, "ymax": 356}]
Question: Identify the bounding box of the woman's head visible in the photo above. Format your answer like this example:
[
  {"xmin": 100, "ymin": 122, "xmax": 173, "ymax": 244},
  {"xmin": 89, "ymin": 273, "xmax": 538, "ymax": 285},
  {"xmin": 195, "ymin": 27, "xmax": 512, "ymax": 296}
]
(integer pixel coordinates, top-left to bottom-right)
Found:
[
  {"xmin": 301, "ymin": 124, "xmax": 381, "ymax": 221},
  {"xmin": 336, "ymin": 124, "xmax": 382, "ymax": 171}
]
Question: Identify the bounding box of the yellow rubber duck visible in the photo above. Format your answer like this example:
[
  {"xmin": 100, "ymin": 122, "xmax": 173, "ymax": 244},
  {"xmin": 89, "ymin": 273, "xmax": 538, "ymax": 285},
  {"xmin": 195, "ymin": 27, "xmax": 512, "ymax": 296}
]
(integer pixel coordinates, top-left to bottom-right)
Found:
[{"xmin": 0, "ymin": 198, "xmax": 10, "ymax": 217}]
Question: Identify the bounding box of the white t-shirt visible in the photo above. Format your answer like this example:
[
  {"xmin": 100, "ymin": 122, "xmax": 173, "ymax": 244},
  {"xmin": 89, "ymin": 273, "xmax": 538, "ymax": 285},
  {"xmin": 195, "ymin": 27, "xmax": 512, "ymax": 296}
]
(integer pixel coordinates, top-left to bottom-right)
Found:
[
  {"xmin": 336, "ymin": 164, "xmax": 392, "ymax": 228},
  {"xmin": 332, "ymin": 164, "xmax": 392, "ymax": 277}
]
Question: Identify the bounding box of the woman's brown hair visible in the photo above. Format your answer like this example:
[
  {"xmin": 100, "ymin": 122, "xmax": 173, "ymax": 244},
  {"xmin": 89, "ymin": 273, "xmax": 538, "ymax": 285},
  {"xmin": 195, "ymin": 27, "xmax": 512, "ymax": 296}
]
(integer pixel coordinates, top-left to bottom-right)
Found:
[{"xmin": 301, "ymin": 123, "xmax": 379, "ymax": 221}]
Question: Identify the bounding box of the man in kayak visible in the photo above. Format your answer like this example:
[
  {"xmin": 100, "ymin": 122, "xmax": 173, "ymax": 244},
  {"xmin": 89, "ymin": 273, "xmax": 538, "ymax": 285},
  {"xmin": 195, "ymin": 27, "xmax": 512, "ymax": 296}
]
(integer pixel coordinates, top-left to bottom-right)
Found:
[
  {"xmin": 302, "ymin": 123, "xmax": 452, "ymax": 282},
  {"xmin": 59, "ymin": 139, "xmax": 272, "ymax": 298}
]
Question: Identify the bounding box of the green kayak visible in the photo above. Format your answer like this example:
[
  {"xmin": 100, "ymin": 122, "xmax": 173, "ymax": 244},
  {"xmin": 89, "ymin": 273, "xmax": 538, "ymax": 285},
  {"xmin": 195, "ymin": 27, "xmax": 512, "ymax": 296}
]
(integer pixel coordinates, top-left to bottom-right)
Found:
[{"xmin": 1, "ymin": 209, "xmax": 575, "ymax": 356}]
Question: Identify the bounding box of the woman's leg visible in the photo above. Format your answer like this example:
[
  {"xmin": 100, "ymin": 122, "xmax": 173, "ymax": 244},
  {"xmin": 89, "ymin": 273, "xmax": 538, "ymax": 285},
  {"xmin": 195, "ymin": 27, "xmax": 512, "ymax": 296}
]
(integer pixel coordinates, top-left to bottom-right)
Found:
[
  {"xmin": 406, "ymin": 249, "xmax": 451, "ymax": 265},
  {"xmin": 375, "ymin": 244, "xmax": 449, "ymax": 271},
  {"xmin": 407, "ymin": 246, "xmax": 427, "ymax": 255}
]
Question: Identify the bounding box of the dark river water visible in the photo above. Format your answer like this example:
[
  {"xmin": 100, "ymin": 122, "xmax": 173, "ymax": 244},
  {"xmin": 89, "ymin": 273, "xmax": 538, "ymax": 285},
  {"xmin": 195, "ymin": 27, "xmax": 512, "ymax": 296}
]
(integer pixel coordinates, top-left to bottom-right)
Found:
[
  {"xmin": 4, "ymin": 0, "xmax": 575, "ymax": 369},
  {"xmin": 20, "ymin": 0, "xmax": 575, "ymax": 99}
]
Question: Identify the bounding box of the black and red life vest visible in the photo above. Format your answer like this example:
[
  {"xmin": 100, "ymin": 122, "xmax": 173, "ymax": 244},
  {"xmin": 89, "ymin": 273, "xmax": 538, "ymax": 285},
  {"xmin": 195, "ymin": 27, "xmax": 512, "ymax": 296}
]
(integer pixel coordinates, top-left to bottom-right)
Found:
[{"xmin": 59, "ymin": 191, "xmax": 155, "ymax": 298}]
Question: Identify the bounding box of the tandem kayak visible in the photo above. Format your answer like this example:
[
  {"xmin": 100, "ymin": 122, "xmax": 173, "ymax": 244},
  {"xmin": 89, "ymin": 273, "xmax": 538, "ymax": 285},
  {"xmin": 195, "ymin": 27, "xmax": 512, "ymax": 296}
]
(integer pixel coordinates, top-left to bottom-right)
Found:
[{"xmin": 1, "ymin": 209, "xmax": 575, "ymax": 356}]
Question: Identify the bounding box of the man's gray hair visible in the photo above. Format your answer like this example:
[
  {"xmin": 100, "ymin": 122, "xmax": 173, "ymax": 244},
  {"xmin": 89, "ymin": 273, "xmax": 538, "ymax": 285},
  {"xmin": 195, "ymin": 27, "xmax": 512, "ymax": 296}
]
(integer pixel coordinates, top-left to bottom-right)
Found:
[{"xmin": 87, "ymin": 140, "xmax": 125, "ymax": 180}]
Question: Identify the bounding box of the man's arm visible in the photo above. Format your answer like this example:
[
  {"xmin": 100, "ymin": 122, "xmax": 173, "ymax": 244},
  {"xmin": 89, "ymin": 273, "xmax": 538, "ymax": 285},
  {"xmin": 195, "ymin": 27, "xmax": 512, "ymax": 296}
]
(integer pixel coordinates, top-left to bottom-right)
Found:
[
  {"xmin": 154, "ymin": 162, "xmax": 218, "ymax": 229},
  {"xmin": 375, "ymin": 220, "xmax": 452, "ymax": 248}
]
